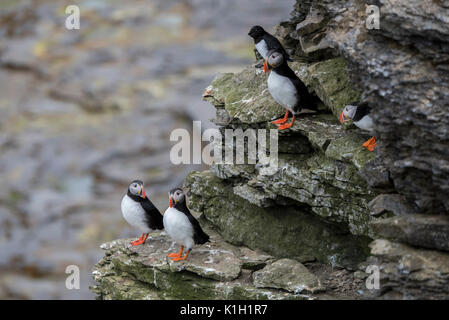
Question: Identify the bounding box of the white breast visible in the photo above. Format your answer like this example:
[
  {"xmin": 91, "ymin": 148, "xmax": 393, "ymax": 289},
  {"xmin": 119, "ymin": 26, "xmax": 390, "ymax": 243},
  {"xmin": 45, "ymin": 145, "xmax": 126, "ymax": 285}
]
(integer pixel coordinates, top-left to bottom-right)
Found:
[
  {"xmin": 267, "ymin": 71, "xmax": 298, "ymax": 113},
  {"xmin": 163, "ymin": 207, "xmax": 194, "ymax": 250},
  {"xmin": 121, "ymin": 195, "xmax": 151, "ymax": 233},
  {"xmin": 255, "ymin": 40, "xmax": 269, "ymax": 59},
  {"xmin": 354, "ymin": 115, "xmax": 374, "ymax": 132}
]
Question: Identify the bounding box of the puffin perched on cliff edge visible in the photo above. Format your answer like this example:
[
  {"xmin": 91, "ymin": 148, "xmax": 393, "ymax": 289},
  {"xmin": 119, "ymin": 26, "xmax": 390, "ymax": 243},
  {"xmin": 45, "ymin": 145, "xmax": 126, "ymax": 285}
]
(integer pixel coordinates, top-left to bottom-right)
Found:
[
  {"xmin": 264, "ymin": 49, "xmax": 317, "ymax": 130},
  {"xmin": 340, "ymin": 103, "xmax": 377, "ymax": 151},
  {"xmin": 163, "ymin": 188, "xmax": 209, "ymax": 261},
  {"xmin": 248, "ymin": 25, "xmax": 292, "ymax": 67},
  {"xmin": 121, "ymin": 180, "xmax": 164, "ymax": 246}
]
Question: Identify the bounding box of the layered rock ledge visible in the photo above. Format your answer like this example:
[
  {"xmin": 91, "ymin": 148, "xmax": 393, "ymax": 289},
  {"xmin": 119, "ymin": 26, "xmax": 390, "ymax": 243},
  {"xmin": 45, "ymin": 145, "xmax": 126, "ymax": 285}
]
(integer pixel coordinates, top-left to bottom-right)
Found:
[
  {"xmin": 189, "ymin": 54, "xmax": 378, "ymax": 270},
  {"xmin": 91, "ymin": 231, "xmax": 362, "ymax": 300}
]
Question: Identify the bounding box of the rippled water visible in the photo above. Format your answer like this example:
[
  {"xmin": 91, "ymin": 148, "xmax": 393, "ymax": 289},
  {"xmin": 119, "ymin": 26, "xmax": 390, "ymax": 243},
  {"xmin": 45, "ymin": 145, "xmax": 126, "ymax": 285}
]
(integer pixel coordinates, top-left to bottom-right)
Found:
[{"xmin": 0, "ymin": 0, "xmax": 294, "ymax": 299}]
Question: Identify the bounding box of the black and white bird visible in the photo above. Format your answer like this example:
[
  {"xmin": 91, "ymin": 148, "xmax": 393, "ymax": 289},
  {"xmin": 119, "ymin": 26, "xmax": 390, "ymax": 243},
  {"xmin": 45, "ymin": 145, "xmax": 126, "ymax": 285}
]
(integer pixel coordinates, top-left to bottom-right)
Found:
[
  {"xmin": 163, "ymin": 188, "xmax": 209, "ymax": 261},
  {"xmin": 121, "ymin": 180, "xmax": 164, "ymax": 246},
  {"xmin": 264, "ymin": 49, "xmax": 317, "ymax": 130},
  {"xmin": 248, "ymin": 25, "xmax": 292, "ymax": 67},
  {"xmin": 339, "ymin": 103, "xmax": 376, "ymax": 151}
]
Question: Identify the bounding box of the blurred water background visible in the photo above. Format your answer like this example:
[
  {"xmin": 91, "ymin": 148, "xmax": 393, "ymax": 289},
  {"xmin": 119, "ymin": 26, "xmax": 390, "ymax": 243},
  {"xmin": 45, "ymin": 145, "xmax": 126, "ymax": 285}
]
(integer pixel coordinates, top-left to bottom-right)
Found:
[{"xmin": 0, "ymin": 0, "xmax": 294, "ymax": 299}]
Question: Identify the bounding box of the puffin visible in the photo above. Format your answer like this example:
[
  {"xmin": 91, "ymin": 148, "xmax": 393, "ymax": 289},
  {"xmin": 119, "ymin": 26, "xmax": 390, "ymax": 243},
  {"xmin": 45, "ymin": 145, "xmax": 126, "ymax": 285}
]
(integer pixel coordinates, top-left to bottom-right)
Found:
[
  {"xmin": 121, "ymin": 180, "xmax": 164, "ymax": 246},
  {"xmin": 339, "ymin": 103, "xmax": 377, "ymax": 151},
  {"xmin": 264, "ymin": 49, "xmax": 317, "ymax": 130},
  {"xmin": 163, "ymin": 188, "xmax": 209, "ymax": 262},
  {"xmin": 248, "ymin": 25, "xmax": 292, "ymax": 67}
]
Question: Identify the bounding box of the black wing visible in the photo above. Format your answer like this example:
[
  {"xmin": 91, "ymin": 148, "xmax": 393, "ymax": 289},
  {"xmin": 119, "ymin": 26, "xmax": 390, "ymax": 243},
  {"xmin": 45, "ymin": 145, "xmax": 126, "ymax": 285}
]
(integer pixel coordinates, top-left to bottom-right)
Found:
[
  {"xmin": 141, "ymin": 198, "xmax": 164, "ymax": 230},
  {"xmin": 263, "ymin": 34, "xmax": 292, "ymax": 61},
  {"xmin": 275, "ymin": 63, "xmax": 317, "ymax": 110},
  {"xmin": 178, "ymin": 203, "xmax": 209, "ymax": 244},
  {"xmin": 353, "ymin": 103, "xmax": 371, "ymax": 121},
  {"xmin": 291, "ymin": 77, "xmax": 317, "ymax": 110}
]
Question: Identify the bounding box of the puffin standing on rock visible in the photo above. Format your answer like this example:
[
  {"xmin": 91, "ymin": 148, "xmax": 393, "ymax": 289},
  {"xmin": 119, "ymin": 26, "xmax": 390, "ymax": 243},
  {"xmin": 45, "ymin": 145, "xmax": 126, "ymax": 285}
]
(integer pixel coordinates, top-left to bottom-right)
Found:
[
  {"xmin": 163, "ymin": 188, "xmax": 209, "ymax": 262},
  {"xmin": 340, "ymin": 103, "xmax": 377, "ymax": 151},
  {"xmin": 248, "ymin": 25, "xmax": 292, "ymax": 67},
  {"xmin": 121, "ymin": 180, "xmax": 164, "ymax": 246},
  {"xmin": 264, "ymin": 50, "xmax": 317, "ymax": 130}
]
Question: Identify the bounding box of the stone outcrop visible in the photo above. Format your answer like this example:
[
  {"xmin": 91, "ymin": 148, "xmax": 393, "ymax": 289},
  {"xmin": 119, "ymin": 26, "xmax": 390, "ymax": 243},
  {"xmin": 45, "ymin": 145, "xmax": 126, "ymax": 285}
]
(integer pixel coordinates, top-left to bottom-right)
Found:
[
  {"xmin": 370, "ymin": 215, "xmax": 449, "ymax": 252},
  {"xmin": 367, "ymin": 239, "xmax": 449, "ymax": 299},
  {"xmin": 186, "ymin": 171, "xmax": 371, "ymax": 269},
  {"xmin": 92, "ymin": 0, "xmax": 449, "ymax": 300},
  {"xmin": 188, "ymin": 50, "xmax": 378, "ymax": 270},
  {"xmin": 274, "ymin": 0, "xmax": 449, "ymax": 299},
  {"xmin": 252, "ymin": 259, "xmax": 323, "ymax": 294},
  {"xmin": 91, "ymin": 232, "xmax": 360, "ymax": 299},
  {"xmin": 282, "ymin": 0, "xmax": 449, "ymax": 213}
]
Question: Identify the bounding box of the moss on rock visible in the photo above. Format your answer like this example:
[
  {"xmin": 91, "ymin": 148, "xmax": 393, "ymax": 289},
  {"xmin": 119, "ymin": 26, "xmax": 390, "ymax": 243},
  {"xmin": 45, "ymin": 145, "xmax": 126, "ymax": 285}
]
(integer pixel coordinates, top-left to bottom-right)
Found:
[
  {"xmin": 186, "ymin": 171, "xmax": 371, "ymax": 269},
  {"xmin": 92, "ymin": 236, "xmax": 312, "ymax": 300}
]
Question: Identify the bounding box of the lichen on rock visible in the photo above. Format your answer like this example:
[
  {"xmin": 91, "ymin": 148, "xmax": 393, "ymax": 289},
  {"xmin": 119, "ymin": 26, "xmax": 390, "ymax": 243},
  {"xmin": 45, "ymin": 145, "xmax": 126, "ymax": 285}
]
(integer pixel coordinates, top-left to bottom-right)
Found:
[
  {"xmin": 253, "ymin": 258, "xmax": 323, "ymax": 294},
  {"xmin": 91, "ymin": 233, "xmax": 325, "ymax": 300},
  {"xmin": 185, "ymin": 170, "xmax": 371, "ymax": 269}
]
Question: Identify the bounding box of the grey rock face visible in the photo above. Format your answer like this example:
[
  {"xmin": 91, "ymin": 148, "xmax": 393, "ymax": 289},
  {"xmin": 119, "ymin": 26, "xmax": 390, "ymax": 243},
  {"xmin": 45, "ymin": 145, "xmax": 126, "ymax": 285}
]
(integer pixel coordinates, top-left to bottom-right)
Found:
[
  {"xmin": 199, "ymin": 60, "xmax": 379, "ymax": 241},
  {"xmin": 285, "ymin": 0, "xmax": 449, "ymax": 213},
  {"xmin": 368, "ymin": 194, "xmax": 417, "ymax": 217},
  {"xmin": 368, "ymin": 239, "xmax": 449, "ymax": 299},
  {"xmin": 186, "ymin": 171, "xmax": 371, "ymax": 269},
  {"xmin": 370, "ymin": 215, "xmax": 449, "ymax": 251},
  {"xmin": 92, "ymin": 232, "xmax": 320, "ymax": 300},
  {"xmin": 279, "ymin": 0, "xmax": 449, "ymax": 300},
  {"xmin": 252, "ymin": 259, "xmax": 323, "ymax": 294}
]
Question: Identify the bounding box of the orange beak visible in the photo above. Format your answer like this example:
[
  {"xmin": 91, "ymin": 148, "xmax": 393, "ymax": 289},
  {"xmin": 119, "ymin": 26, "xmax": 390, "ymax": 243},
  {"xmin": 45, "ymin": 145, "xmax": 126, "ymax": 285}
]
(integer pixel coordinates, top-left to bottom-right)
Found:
[
  {"xmin": 140, "ymin": 185, "xmax": 146, "ymax": 198},
  {"xmin": 264, "ymin": 59, "xmax": 269, "ymax": 73},
  {"xmin": 169, "ymin": 196, "xmax": 173, "ymax": 208},
  {"xmin": 339, "ymin": 111, "xmax": 345, "ymax": 123}
]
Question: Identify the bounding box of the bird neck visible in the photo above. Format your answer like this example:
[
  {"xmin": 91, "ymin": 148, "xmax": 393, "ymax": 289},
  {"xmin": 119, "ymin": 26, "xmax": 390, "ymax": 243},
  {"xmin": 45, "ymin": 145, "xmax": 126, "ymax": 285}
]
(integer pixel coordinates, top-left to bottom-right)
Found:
[
  {"xmin": 127, "ymin": 190, "xmax": 146, "ymax": 203},
  {"xmin": 174, "ymin": 201, "xmax": 188, "ymax": 212},
  {"xmin": 254, "ymin": 33, "xmax": 265, "ymax": 43},
  {"xmin": 271, "ymin": 61, "xmax": 295, "ymax": 78}
]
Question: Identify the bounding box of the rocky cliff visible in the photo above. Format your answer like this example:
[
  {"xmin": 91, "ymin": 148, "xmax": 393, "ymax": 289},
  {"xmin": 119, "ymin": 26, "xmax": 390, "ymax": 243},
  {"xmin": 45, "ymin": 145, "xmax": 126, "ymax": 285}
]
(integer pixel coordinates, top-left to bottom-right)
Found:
[{"xmin": 92, "ymin": 0, "xmax": 449, "ymax": 299}]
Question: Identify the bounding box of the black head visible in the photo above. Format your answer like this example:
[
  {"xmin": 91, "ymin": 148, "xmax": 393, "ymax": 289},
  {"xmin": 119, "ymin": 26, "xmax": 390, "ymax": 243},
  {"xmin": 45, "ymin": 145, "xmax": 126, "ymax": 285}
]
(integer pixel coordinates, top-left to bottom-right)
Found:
[
  {"xmin": 169, "ymin": 188, "xmax": 185, "ymax": 208},
  {"xmin": 128, "ymin": 180, "xmax": 146, "ymax": 198},
  {"xmin": 248, "ymin": 25, "xmax": 265, "ymax": 39}
]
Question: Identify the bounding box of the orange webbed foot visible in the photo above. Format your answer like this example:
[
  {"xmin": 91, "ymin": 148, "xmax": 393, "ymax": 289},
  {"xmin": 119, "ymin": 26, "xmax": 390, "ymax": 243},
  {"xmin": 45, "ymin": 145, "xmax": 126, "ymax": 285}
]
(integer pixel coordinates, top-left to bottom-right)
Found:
[
  {"xmin": 130, "ymin": 239, "xmax": 144, "ymax": 246},
  {"xmin": 168, "ymin": 246, "xmax": 184, "ymax": 258},
  {"xmin": 362, "ymin": 137, "xmax": 376, "ymax": 151},
  {"xmin": 272, "ymin": 118, "xmax": 287, "ymax": 125},
  {"xmin": 277, "ymin": 116, "xmax": 295, "ymax": 131},
  {"xmin": 130, "ymin": 233, "xmax": 148, "ymax": 246},
  {"xmin": 272, "ymin": 110, "xmax": 290, "ymax": 125},
  {"xmin": 171, "ymin": 250, "xmax": 190, "ymax": 262}
]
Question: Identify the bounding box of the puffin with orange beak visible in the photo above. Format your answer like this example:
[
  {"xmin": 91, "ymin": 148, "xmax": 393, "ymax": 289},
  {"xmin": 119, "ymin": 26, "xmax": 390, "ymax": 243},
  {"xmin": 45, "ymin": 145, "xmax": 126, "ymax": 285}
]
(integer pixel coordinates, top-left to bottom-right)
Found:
[
  {"xmin": 121, "ymin": 180, "xmax": 164, "ymax": 246},
  {"xmin": 339, "ymin": 103, "xmax": 377, "ymax": 151},
  {"xmin": 163, "ymin": 188, "xmax": 209, "ymax": 262},
  {"xmin": 264, "ymin": 49, "xmax": 317, "ymax": 130}
]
